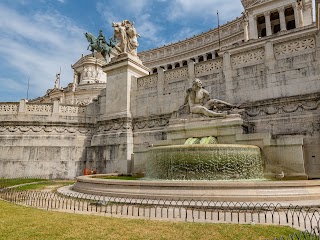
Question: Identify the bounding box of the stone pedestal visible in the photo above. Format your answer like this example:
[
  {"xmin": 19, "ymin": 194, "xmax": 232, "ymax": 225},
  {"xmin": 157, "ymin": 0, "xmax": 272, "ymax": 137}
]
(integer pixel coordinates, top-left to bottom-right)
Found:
[
  {"xmin": 102, "ymin": 53, "xmax": 149, "ymax": 119},
  {"xmin": 167, "ymin": 116, "xmax": 244, "ymax": 144},
  {"xmin": 91, "ymin": 54, "xmax": 149, "ymax": 174}
]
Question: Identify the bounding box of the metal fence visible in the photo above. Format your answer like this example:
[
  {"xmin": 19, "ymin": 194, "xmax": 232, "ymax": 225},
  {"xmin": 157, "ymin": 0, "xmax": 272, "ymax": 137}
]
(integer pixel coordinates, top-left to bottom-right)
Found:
[{"xmin": 0, "ymin": 177, "xmax": 319, "ymax": 240}]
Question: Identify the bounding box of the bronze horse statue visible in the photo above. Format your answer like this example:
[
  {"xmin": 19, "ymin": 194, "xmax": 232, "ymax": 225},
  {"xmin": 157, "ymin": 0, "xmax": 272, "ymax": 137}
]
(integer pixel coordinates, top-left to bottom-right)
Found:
[{"xmin": 84, "ymin": 31, "xmax": 115, "ymax": 60}]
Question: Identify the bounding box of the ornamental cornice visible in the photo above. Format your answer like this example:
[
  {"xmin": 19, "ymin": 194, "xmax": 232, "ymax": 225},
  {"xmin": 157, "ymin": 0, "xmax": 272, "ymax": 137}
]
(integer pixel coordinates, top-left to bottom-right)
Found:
[
  {"xmin": 138, "ymin": 18, "xmax": 244, "ymax": 61},
  {"xmin": 96, "ymin": 117, "xmax": 133, "ymax": 133},
  {"xmin": 241, "ymin": 0, "xmax": 273, "ymax": 9},
  {"xmin": 133, "ymin": 114, "xmax": 171, "ymax": 130},
  {"xmin": 242, "ymin": 93, "xmax": 320, "ymax": 118},
  {"xmin": 0, "ymin": 125, "xmax": 93, "ymax": 134},
  {"xmin": 143, "ymin": 32, "xmax": 244, "ymax": 68}
]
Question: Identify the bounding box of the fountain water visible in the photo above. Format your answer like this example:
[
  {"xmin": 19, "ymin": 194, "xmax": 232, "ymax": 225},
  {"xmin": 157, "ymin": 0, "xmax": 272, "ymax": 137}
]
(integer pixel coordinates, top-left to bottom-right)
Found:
[{"xmin": 146, "ymin": 137, "xmax": 263, "ymax": 180}]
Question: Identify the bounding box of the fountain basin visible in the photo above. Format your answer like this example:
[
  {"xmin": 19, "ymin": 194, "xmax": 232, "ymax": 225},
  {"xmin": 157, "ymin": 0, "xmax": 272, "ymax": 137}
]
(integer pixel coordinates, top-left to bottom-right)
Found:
[
  {"xmin": 146, "ymin": 144, "xmax": 263, "ymax": 180},
  {"xmin": 73, "ymin": 175, "xmax": 320, "ymax": 202}
]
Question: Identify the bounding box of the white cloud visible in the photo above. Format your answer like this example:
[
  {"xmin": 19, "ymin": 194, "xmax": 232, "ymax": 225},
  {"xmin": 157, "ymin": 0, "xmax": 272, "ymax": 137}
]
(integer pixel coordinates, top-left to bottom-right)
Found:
[
  {"xmin": 96, "ymin": 1, "xmax": 166, "ymax": 50},
  {"xmin": 0, "ymin": 4, "xmax": 87, "ymax": 100}
]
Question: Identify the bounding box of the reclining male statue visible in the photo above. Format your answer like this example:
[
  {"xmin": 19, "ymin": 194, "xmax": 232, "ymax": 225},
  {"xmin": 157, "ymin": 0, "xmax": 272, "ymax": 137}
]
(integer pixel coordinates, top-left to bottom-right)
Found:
[{"xmin": 181, "ymin": 78, "xmax": 242, "ymax": 118}]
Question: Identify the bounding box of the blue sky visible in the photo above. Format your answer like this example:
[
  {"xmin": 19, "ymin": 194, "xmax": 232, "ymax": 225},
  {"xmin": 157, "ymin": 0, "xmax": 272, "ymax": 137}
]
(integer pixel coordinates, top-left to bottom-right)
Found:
[{"xmin": 0, "ymin": 0, "xmax": 245, "ymax": 102}]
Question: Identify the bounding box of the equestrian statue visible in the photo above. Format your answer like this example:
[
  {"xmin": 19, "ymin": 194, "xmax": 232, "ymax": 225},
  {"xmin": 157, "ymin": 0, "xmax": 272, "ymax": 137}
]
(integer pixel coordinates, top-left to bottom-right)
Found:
[{"xmin": 84, "ymin": 30, "xmax": 115, "ymax": 60}]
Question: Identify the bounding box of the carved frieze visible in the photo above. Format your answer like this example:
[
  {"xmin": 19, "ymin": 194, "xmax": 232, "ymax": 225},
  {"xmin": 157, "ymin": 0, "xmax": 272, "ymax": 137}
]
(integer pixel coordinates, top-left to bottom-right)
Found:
[
  {"xmin": 274, "ymin": 37, "xmax": 315, "ymax": 58},
  {"xmin": 65, "ymin": 98, "xmax": 93, "ymax": 106},
  {"xmin": 59, "ymin": 105, "xmax": 86, "ymax": 115},
  {"xmin": 164, "ymin": 67, "xmax": 188, "ymax": 82},
  {"xmin": 96, "ymin": 118, "xmax": 133, "ymax": 133},
  {"xmin": 0, "ymin": 125, "xmax": 92, "ymax": 134},
  {"xmin": 137, "ymin": 74, "xmax": 158, "ymax": 89},
  {"xmin": 231, "ymin": 48, "xmax": 265, "ymax": 68},
  {"xmin": 195, "ymin": 59, "xmax": 222, "ymax": 77},
  {"xmin": 245, "ymin": 97, "xmax": 320, "ymax": 117},
  {"xmin": 133, "ymin": 114, "xmax": 171, "ymax": 130}
]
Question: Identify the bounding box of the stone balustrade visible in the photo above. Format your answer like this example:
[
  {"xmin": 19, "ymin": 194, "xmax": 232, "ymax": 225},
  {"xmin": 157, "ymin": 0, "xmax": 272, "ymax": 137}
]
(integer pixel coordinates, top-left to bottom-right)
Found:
[
  {"xmin": 0, "ymin": 103, "xmax": 19, "ymax": 114},
  {"xmin": 164, "ymin": 67, "xmax": 188, "ymax": 83},
  {"xmin": 0, "ymin": 100, "xmax": 92, "ymax": 123}
]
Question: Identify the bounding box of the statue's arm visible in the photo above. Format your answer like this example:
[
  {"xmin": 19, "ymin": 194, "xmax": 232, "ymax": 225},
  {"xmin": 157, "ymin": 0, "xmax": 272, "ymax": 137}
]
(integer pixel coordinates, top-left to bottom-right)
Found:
[
  {"xmin": 202, "ymin": 90, "xmax": 211, "ymax": 104},
  {"xmin": 183, "ymin": 88, "xmax": 192, "ymax": 105}
]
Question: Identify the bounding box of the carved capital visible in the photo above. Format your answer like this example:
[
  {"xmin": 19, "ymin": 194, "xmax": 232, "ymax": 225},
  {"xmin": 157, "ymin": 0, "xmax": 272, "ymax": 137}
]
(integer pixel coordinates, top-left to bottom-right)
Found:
[{"xmin": 264, "ymin": 11, "xmax": 271, "ymax": 17}]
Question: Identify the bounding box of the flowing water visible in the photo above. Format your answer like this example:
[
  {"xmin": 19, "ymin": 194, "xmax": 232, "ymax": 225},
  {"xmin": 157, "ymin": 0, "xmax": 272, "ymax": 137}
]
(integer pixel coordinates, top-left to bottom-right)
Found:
[{"xmin": 146, "ymin": 137, "xmax": 263, "ymax": 180}]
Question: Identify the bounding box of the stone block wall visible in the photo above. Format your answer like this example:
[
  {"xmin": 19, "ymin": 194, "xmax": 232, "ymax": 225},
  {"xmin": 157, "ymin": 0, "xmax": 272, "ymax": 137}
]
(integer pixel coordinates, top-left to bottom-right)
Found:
[{"xmin": 0, "ymin": 101, "xmax": 94, "ymax": 178}]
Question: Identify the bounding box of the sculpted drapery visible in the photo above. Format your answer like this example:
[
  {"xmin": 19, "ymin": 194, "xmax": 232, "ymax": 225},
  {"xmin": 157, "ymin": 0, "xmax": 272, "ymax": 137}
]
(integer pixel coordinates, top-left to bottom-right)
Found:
[{"xmin": 112, "ymin": 20, "xmax": 140, "ymax": 56}]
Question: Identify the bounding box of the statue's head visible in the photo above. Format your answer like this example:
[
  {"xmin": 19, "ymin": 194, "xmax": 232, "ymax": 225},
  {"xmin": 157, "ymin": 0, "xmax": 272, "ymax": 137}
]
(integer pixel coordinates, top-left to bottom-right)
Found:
[{"xmin": 192, "ymin": 78, "xmax": 202, "ymax": 89}]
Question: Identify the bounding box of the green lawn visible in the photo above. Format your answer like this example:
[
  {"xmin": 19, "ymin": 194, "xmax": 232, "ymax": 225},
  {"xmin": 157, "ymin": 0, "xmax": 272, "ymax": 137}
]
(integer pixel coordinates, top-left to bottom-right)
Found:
[
  {"xmin": 0, "ymin": 178, "xmax": 47, "ymax": 188},
  {"xmin": 0, "ymin": 200, "xmax": 300, "ymax": 240},
  {"xmin": 15, "ymin": 180, "xmax": 75, "ymax": 191}
]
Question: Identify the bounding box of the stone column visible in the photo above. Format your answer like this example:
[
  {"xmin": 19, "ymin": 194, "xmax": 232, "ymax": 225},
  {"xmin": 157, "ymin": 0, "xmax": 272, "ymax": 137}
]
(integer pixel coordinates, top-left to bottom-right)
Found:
[
  {"xmin": 223, "ymin": 52, "xmax": 234, "ymax": 103},
  {"xmin": 242, "ymin": 21, "xmax": 249, "ymax": 42},
  {"xmin": 296, "ymin": 1, "xmax": 304, "ymax": 27},
  {"xmin": 187, "ymin": 59, "xmax": 195, "ymax": 85},
  {"xmin": 194, "ymin": 57, "xmax": 199, "ymax": 63},
  {"xmin": 279, "ymin": 7, "xmax": 287, "ymax": 31},
  {"xmin": 212, "ymin": 51, "xmax": 216, "ymax": 59},
  {"xmin": 302, "ymin": 0, "xmax": 313, "ymax": 26},
  {"xmin": 172, "ymin": 64, "xmax": 176, "ymax": 69},
  {"xmin": 249, "ymin": 14, "xmax": 258, "ymax": 39},
  {"xmin": 203, "ymin": 54, "xmax": 208, "ymax": 61},
  {"xmin": 157, "ymin": 67, "xmax": 165, "ymax": 95},
  {"xmin": 264, "ymin": 11, "xmax": 272, "ymax": 36}
]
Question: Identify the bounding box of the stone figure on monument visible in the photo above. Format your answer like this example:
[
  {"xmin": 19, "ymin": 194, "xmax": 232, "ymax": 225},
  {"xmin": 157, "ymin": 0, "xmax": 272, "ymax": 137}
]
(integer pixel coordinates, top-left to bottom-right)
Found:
[
  {"xmin": 124, "ymin": 20, "xmax": 140, "ymax": 56},
  {"xmin": 112, "ymin": 20, "xmax": 140, "ymax": 56},
  {"xmin": 84, "ymin": 30, "xmax": 115, "ymax": 60},
  {"xmin": 181, "ymin": 79, "xmax": 241, "ymax": 118},
  {"xmin": 54, "ymin": 73, "xmax": 60, "ymax": 89},
  {"xmin": 112, "ymin": 21, "xmax": 128, "ymax": 54},
  {"xmin": 97, "ymin": 29, "xmax": 107, "ymax": 49}
]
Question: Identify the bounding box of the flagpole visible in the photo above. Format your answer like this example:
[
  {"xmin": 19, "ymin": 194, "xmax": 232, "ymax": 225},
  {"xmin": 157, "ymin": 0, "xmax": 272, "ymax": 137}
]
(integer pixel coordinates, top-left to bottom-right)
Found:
[
  {"xmin": 217, "ymin": 10, "xmax": 221, "ymax": 50},
  {"xmin": 26, "ymin": 77, "xmax": 30, "ymax": 100}
]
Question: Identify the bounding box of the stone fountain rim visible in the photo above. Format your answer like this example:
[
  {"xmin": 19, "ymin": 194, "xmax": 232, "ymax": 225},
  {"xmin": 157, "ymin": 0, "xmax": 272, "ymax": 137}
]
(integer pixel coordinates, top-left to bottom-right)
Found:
[
  {"xmin": 76, "ymin": 175, "xmax": 319, "ymax": 188},
  {"xmin": 149, "ymin": 144, "xmax": 260, "ymax": 150},
  {"xmin": 73, "ymin": 175, "xmax": 320, "ymax": 201}
]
